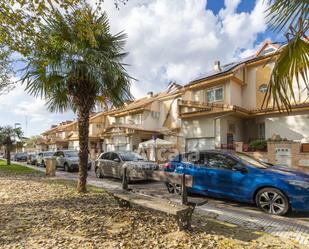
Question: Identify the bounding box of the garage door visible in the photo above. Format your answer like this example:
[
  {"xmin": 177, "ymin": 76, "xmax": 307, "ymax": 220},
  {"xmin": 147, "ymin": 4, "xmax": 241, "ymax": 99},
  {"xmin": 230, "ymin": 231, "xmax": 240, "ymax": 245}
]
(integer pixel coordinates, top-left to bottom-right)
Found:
[{"xmin": 186, "ymin": 138, "xmax": 215, "ymax": 151}]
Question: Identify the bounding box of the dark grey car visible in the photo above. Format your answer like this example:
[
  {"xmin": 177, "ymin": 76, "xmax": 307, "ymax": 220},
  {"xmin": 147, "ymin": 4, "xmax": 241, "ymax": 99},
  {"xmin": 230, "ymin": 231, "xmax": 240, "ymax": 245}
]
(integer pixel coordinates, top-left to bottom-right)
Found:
[{"xmin": 94, "ymin": 151, "xmax": 159, "ymax": 180}]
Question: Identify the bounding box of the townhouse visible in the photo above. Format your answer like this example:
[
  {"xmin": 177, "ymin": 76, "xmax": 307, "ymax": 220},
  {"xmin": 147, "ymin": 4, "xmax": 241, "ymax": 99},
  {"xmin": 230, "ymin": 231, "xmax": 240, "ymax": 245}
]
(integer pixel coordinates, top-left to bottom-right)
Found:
[
  {"xmin": 176, "ymin": 40, "xmax": 309, "ymax": 152},
  {"xmin": 101, "ymin": 83, "xmax": 183, "ymax": 152},
  {"xmin": 37, "ymin": 39, "xmax": 309, "ymax": 170}
]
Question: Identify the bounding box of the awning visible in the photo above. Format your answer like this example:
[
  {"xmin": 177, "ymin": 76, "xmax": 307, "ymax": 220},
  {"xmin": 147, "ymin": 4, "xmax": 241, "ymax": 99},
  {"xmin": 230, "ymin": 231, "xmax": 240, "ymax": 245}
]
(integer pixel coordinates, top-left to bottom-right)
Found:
[{"xmin": 138, "ymin": 138, "xmax": 174, "ymax": 148}]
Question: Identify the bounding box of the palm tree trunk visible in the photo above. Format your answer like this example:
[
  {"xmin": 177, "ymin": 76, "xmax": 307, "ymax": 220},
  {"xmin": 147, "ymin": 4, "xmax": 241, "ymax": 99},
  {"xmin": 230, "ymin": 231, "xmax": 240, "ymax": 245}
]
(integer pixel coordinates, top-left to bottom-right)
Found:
[
  {"xmin": 77, "ymin": 107, "xmax": 90, "ymax": 193},
  {"xmin": 6, "ymin": 145, "xmax": 11, "ymax": 165}
]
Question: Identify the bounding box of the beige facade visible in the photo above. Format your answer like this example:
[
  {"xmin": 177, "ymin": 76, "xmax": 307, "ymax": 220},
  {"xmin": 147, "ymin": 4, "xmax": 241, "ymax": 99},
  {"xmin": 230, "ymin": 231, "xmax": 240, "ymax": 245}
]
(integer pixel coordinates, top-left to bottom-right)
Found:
[
  {"xmin": 37, "ymin": 40, "xmax": 309, "ymax": 170},
  {"xmin": 176, "ymin": 40, "xmax": 309, "ymax": 153}
]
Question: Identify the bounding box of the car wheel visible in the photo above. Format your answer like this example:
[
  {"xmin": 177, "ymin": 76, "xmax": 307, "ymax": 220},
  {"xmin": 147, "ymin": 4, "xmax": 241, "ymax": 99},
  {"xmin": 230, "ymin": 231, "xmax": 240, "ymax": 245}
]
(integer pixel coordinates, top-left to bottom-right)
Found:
[
  {"xmin": 95, "ymin": 167, "xmax": 103, "ymax": 178},
  {"xmin": 64, "ymin": 163, "xmax": 69, "ymax": 172},
  {"xmin": 256, "ymin": 188, "xmax": 289, "ymax": 216}
]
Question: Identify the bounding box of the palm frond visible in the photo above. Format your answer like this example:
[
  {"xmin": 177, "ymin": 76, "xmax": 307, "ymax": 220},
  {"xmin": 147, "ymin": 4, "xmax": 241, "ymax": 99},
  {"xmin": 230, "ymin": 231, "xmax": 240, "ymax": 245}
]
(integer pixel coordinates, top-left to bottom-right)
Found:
[
  {"xmin": 267, "ymin": 0, "xmax": 309, "ymax": 32},
  {"xmin": 263, "ymin": 36, "xmax": 309, "ymax": 111}
]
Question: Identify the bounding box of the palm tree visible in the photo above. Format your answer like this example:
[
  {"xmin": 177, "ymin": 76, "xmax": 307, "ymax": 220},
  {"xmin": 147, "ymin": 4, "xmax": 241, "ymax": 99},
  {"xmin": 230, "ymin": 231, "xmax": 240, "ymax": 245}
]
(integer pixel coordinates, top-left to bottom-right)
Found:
[
  {"xmin": 264, "ymin": 0, "xmax": 309, "ymax": 110},
  {"xmin": 0, "ymin": 126, "xmax": 23, "ymax": 165},
  {"xmin": 22, "ymin": 6, "xmax": 132, "ymax": 192}
]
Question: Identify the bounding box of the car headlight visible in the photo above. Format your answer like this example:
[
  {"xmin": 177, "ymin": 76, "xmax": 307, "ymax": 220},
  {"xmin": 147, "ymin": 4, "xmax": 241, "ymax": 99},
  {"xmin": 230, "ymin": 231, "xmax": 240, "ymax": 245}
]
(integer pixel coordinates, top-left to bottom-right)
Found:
[{"xmin": 286, "ymin": 180, "xmax": 309, "ymax": 189}]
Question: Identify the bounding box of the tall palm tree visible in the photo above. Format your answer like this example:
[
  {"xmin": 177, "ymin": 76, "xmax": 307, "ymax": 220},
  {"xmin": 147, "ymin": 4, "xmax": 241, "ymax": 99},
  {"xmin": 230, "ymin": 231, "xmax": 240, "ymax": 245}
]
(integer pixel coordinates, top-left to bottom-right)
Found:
[
  {"xmin": 264, "ymin": 0, "xmax": 309, "ymax": 110},
  {"xmin": 22, "ymin": 6, "xmax": 132, "ymax": 192},
  {"xmin": 0, "ymin": 126, "xmax": 23, "ymax": 165}
]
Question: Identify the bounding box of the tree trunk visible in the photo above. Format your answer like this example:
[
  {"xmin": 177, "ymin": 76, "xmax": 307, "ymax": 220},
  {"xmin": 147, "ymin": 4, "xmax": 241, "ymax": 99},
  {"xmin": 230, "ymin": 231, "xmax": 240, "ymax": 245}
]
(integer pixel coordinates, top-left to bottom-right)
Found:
[
  {"xmin": 6, "ymin": 145, "xmax": 10, "ymax": 165},
  {"xmin": 76, "ymin": 107, "xmax": 90, "ymax": 193}
]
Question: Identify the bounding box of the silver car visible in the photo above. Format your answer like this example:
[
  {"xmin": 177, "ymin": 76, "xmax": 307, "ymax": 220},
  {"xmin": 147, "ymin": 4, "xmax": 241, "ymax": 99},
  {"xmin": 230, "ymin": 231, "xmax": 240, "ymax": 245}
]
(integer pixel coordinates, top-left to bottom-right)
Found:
[
  {"xmin": 94, "ymin": 151, "xmax": 159, "ymax": 180},
  {"xmin": 53, "ymin": 150, "xmax": 92, "ymax": 172},
  {"xmin": 36, "ymin": 151, "xmax": 54, "ymax": 167}
]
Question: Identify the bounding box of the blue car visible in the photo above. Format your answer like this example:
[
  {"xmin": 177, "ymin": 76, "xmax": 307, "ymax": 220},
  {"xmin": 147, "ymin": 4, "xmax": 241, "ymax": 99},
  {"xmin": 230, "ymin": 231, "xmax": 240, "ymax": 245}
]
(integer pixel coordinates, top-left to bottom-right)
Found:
[{"xmin": 164, "ymin": 150, "xmax": 309, "ymax": 215}]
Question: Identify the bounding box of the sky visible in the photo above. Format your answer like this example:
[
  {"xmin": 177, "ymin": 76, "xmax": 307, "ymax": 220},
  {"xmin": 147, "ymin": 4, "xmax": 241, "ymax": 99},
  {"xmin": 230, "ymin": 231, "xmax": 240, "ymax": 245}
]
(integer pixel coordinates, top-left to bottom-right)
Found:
[{"xmin": 0, "ymin": 0, "xmax": 278, "ymax": 137}]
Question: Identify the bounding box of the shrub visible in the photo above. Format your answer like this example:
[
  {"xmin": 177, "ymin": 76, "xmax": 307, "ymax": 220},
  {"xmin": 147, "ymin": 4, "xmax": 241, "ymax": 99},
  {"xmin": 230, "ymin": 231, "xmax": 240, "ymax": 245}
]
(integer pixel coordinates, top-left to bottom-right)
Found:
[{"xmin": 249, "ymin": 139, "xmax": 267, "ymax": 150}]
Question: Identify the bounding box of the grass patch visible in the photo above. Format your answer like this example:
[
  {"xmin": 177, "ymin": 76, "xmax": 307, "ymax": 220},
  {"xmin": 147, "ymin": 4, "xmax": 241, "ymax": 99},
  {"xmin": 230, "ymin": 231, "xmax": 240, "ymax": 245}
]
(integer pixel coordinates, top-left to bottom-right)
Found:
[
  {"xmin": 0, "ymin": 159, "xmax": 41, "ymax": 174},
  {"xmin": 46, "ymin": 179, "xmax": 105, "ymax": 193}
]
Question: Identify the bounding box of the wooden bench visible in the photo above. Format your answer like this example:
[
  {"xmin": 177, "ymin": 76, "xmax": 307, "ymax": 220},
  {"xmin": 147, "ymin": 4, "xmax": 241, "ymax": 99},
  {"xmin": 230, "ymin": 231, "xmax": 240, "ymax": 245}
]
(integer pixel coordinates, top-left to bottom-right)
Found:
[
  {"xmin": 109, "ymin": 189, "xmax": 195, "ymax": 230},
  {"xmin": 108, "ymin": 168, "xmax": 207, "ymax": 230}
]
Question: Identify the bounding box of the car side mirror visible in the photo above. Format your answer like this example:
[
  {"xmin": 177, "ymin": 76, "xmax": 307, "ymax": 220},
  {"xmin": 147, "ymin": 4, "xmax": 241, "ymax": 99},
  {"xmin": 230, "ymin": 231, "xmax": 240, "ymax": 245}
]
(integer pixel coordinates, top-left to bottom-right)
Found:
[
  {"xmin": 114, "ymin": 158, "xmax": 120, "ymax": 163},
  {"xmin": 233, "ymin": 164, "xmax": 247, "ymax": 173}
]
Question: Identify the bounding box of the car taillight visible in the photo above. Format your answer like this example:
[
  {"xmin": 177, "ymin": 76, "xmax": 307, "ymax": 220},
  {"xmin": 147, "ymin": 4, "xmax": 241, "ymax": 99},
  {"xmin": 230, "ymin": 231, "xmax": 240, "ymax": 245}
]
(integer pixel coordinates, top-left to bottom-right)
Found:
[{"xmin": 164, "ymin": 163, "xmax": 171, "ymax": 169}]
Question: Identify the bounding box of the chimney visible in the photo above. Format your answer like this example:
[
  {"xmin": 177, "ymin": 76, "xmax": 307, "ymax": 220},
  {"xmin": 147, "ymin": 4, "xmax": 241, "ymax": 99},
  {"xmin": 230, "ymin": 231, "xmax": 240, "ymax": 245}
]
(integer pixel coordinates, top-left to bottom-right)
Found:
[
  {"xmin": 213, "ymin": 60, "xmax": 221, "ymax": 72},
  {"xmin": 147, "ymin": 91, "xmax": 153, "ymax": 98}
]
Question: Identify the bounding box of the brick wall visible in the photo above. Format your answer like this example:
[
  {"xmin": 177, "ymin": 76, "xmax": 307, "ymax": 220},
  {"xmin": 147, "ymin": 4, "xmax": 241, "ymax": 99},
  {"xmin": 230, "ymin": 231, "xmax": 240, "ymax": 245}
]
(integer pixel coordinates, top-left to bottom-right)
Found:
[{"xmin": 237, "ymin": 141, "xmax": 309, "ymax": 174}]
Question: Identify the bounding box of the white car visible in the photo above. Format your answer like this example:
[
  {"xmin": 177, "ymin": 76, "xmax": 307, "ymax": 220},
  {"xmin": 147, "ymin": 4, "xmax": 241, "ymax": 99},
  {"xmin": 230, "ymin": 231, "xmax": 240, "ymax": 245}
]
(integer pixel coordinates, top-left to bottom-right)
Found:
[{"xmin": 94, "ymin": 151, "xmax": 159, "ymax": 180}]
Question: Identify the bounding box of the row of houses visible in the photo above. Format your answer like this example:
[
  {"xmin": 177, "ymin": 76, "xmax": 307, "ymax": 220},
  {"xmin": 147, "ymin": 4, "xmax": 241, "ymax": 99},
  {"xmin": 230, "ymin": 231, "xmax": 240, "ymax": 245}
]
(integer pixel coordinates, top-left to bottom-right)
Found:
[{"xmin": 37, "ymin": 40, "xmax": 309, "ymax": 171}]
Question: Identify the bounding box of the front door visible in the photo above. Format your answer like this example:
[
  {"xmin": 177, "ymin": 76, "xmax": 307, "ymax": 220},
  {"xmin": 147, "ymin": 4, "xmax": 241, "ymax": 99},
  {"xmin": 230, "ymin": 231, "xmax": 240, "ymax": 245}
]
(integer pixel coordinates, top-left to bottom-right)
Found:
[{"xmin": 227, "ymin": 133, "xmax": 234, "ymax": 147}]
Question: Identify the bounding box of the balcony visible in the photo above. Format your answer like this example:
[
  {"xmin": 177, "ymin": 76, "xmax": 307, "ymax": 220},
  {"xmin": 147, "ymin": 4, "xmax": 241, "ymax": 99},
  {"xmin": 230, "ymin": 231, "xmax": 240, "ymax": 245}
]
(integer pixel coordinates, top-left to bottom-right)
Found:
[{"xmin": 178, "ymin": 100, "xmax": 238, "ymax": 118}]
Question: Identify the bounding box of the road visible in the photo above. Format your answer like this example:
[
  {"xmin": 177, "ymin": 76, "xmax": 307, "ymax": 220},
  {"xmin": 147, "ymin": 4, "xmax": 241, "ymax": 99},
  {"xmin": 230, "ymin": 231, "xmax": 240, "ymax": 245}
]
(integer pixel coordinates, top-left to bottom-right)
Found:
[{"xmin": 17, "ymin": 161, "xmax": 309, "ymax": 246}]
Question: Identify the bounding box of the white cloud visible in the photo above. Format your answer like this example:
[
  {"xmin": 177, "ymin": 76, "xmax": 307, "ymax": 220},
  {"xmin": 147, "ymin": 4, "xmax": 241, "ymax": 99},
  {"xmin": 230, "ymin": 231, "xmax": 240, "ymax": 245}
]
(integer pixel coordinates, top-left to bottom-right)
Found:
[
  {"xmin": 97, "ymin": 0, "xmax": 269, "ymax": 98},
  {"xmin": 0, "ymin": 83, "xmax": 74, "ymax": 136},
  {"xmin": 1, "ymin": 0, "xmax": 271, "ymax": 135}
]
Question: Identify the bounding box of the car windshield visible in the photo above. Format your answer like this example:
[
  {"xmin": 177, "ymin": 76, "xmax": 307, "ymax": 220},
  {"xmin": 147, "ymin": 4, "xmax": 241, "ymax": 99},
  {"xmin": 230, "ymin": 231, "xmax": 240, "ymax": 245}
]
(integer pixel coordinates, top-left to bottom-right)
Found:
[
  {"xmin": 16, "ymin": 153, "xmax": 27, "ymax": 156},
  {"xmin": 235, "ymin": 152, "xmax": 270, "ymax": 169},
  {"xmin": 64, "ymin": 151, "xmax": 78, "ymax": 157},
  {"xmin": 43, "ymin": 152, "xmax": 54, "ymax": 157},
  {"xmin": 119, "ymin": 152, "xmax": 145, "ymax": 161}
]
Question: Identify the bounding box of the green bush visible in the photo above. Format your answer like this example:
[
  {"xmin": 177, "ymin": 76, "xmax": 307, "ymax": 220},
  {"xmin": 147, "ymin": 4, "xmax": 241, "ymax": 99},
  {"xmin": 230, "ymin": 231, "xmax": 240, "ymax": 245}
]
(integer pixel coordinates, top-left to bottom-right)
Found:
[{"xmin": 249, "ymin": 139, "xmax": 267, "ymax": 150}]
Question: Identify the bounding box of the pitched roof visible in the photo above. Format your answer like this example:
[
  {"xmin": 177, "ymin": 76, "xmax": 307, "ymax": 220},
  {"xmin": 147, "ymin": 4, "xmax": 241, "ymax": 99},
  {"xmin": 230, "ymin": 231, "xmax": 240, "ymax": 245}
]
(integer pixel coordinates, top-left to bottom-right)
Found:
[
  {"xmin": 187, "ymin": 39, "xmax": 280, "ymax": 87},
  {"xmin": 108, "ymin": 89, "xmax": 182, "ymax": 116}
]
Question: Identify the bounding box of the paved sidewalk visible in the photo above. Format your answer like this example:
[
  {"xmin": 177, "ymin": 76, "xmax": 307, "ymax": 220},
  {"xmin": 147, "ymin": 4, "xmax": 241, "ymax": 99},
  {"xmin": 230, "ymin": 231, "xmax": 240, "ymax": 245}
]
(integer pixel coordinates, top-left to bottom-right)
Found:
[{"xmin": 17, "ymin": 162, "xmax": 309, "ymax": 246}]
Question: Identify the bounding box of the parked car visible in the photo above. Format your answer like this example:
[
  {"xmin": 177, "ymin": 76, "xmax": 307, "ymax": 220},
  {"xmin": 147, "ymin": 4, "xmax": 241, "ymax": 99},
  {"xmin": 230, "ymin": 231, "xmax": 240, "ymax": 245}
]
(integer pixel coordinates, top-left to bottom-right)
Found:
[
  {"xmin": 95, "ymin": 151, "xmax": 159, "ymax": 180},
  {"xmin": 27, "ymin": 153, "xmax": 38, "ymax": 165},
  {"xmin": 53, "ymin": 150, "xmax": 92, "ymax": 172},
  {"xmin": 14, "ymin": 152, "xmax": 28, "ymax": 162},
  {"xmin": 164, "ymin": 150, "xmax": 309, "ymax": 215},
  {"xmin": 36, "ymin": 151, "xmax": 55, "ymax": 167}
]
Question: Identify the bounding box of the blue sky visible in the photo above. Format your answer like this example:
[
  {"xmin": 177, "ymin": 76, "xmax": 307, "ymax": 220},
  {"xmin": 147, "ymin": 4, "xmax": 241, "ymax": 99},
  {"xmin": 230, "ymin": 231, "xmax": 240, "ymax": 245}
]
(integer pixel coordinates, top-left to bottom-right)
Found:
[{"xmin": 0, "ymin": 0, "xmax": 278, "ymax": 136}]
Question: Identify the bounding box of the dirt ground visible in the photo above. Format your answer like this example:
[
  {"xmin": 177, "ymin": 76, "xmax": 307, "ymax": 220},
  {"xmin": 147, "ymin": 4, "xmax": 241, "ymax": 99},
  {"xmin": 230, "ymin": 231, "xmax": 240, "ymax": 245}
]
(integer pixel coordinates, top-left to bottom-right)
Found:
[{"xmin": 0, "ymin": 171, "xmax": 305, "ymax": 249}]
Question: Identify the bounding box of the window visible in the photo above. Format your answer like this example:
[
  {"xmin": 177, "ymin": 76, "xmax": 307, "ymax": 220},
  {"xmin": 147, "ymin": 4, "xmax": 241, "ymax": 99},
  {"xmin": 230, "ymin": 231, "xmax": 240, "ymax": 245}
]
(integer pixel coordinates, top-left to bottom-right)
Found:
[
  {"xmin": 110, "ymin": 153, "xmax": 120, "ymax": 161},
  {"xmin": 181, "ymin": 152, "xmax": 203, "ymax": 164},
  {"xmin": 206, "ymin": 86, "xmax": 223, "ymax": 103},
  {"xmin": 236, "ymin": 153, "xmax": 269, "ymax": 169},
  {"xmin": 115, "ymin": 117, "xmax": 124, "ymax": 124},
  {"xmin": 259, "ymin": 84, "xmax": 268, "ymax": 93},
  {"xmin": 208, "ymin": 154, "xmax": 238, "ymax": 170},
  {"xmin": 257, "ymin": 123, "xmax": 265, "ymax": 139},
  {"xmin": 132, "ymin": 113, "xmax": 142, "ymax": 125},
  {"xmin": 101, "ymin": 152, "xmax": 111, "ymax": 160},
  {"xmin": 119, "ymin": 151, "xmax": 145, "ymax": 161},
  {"xmin": 151, "ymin": 111, "xmax": 160, "ymax": 119}
]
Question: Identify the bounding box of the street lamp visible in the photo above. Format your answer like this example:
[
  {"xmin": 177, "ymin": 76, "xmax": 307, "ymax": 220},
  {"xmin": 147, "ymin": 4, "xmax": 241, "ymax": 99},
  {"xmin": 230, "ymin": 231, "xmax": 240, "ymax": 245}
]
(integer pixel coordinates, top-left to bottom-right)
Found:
[{"xmin": 14, "ymin": 123, "xmax": 21, "ymax": 152}]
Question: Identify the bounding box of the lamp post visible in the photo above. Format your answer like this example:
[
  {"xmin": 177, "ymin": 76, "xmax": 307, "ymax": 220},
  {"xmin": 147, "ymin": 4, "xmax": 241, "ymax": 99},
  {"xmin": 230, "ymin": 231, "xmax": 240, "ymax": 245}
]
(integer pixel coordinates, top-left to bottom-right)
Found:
[{"xmin": 14, "ymin": 123, "xmax": 21, "ymax": 152}]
